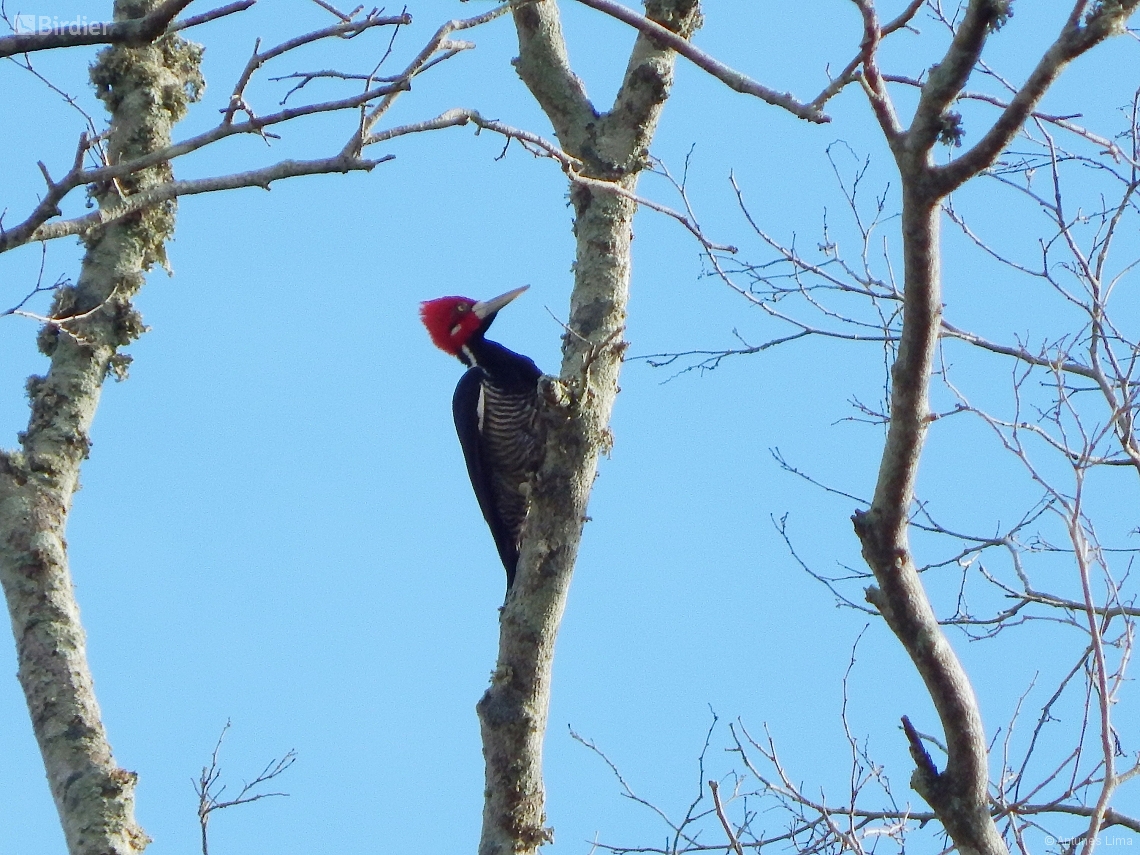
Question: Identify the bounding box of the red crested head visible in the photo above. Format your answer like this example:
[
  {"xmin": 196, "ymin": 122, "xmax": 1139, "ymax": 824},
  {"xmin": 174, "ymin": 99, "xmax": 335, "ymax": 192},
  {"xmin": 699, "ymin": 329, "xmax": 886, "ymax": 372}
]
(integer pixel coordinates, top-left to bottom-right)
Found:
[
  {"xmin": 420, "ymin": 286, "xmax": 529, "ymax": 356},
  {"xmin": 420, "ymin": 296, "xmax": 480, "ymax": 355}
]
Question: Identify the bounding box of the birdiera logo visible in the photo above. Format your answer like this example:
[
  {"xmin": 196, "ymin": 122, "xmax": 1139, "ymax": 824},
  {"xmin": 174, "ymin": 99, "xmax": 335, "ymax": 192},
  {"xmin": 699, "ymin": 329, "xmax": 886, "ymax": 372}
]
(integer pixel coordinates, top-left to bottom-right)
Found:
[{"xmin": 14, "ymin": 14, "xmax": 109, "ymax": 34}]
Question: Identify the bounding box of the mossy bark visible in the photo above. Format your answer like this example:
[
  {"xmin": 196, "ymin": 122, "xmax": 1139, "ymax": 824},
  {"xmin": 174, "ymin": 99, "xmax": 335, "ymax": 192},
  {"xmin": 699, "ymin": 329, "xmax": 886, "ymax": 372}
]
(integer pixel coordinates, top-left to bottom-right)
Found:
[
  {"xmin": 476, "ymin": 3, "xmax": 701, "ymax": 853},
  {"xmin": 0, "ymin": 3, "xmax": 201, "ymax": 853}
]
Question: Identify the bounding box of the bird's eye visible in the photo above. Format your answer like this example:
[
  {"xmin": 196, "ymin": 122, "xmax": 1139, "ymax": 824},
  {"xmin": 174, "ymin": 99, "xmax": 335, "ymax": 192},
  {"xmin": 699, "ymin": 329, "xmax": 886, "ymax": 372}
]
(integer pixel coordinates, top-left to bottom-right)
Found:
[{"xmin": 456, "ymin": 304, "xmax": 469, "ymax": 313}]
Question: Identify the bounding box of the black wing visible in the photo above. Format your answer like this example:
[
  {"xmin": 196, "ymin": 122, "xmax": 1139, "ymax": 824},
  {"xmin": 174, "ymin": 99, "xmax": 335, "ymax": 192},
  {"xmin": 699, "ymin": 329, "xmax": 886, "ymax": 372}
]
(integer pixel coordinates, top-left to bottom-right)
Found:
[{"xmin": 452, "ymin": 367, "xmax": 520, "ymax": 586}]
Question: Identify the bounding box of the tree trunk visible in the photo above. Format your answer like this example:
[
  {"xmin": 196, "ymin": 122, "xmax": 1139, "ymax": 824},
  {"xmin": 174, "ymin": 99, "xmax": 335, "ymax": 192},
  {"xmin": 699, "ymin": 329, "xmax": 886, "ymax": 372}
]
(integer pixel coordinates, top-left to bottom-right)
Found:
[
  {"xmin": 854, "ymin": 188, "xmax": 1005, "ymax": 855},
  {"xmin": 0, "ymin": 3, "xmax": 201, "ymax": 852},
  {"xmin": 476, "ymin": 2, "xmax": 700, "ymax": 852}
]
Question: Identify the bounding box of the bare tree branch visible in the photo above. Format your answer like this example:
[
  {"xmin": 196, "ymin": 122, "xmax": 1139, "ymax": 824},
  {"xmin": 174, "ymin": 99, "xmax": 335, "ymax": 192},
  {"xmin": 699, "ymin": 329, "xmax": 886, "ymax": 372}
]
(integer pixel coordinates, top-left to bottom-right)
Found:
[
  {"xmin": 707, "ymin": 780, "xmax": 745, "ymax": 855},
  {"xmin": 221, "ymin": 11, "xmax": 410, "ymax": 124},
  {"xmin": 195, "ymin": 721, "xmax": 296, "ymax": 855},
  {"xmin": 806, "ymin": 0, "xmax": 925, "ymax": 114},
  {"xmin": 933, "ymin": 1, "xmax": 1140, "ymax": 194},
  {"xmin": 24, "ymin": 153, "xmax": 390, "ymax": 245},
  {"xmin": 570, "ymin": 0, "xmax": 827, "ymax": 122},
  {"xmin": 0, "ymin": 7, "xmax": 511, "ymax": 257},
  {"xmin": 167, "ymin": 0, "xmax": 256, "ymax": 33},
  {"xmin": 0, "ymin": 0, "xmax": 245, "ymax": 58}
]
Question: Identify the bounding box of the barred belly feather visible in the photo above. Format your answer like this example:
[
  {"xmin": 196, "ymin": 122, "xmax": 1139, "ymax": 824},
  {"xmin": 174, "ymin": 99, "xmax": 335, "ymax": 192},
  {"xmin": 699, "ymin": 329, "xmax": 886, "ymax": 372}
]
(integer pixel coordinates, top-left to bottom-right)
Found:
[
  {"xmin": 480, "ymin": 380, "xmax": 541, "ymax": 549},
  {"xmin": 450, "ymin": 339, "xmax": 543, "ymax": 588}
]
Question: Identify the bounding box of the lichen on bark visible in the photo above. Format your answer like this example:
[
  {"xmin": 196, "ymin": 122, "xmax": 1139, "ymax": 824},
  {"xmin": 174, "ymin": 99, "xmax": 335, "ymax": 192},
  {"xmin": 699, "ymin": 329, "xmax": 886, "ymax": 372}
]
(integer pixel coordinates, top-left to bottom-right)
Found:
[
  {"xmin": 476, "ymin": 3, "xmax": 702, "ymax": 854},
  {"xmin": 0, "ymin": 4, "xmax": 202, "ymax": 853}
]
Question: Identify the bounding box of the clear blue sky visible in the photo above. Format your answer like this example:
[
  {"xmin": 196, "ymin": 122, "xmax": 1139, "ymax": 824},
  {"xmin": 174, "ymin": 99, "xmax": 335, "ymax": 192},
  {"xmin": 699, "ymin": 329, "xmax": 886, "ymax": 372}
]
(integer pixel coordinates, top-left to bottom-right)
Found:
[{"xmin": 3, "ymin": 1, "xmax": 1139, "ymax": 852}]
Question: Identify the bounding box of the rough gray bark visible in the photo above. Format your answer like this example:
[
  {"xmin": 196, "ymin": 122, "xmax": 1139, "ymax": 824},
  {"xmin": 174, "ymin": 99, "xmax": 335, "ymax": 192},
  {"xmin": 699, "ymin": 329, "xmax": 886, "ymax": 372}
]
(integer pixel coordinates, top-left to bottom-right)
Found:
[
  {"xmin": 850, "ymin": 2, "xmax": 1139, "ymax": 854},
  {"xmin": 0, "ymin": 2, "xmax": 201, "ymax": 852},
  {"xmin": 475, "ymin": 2, "xmax": 701, "ymax": 853}
]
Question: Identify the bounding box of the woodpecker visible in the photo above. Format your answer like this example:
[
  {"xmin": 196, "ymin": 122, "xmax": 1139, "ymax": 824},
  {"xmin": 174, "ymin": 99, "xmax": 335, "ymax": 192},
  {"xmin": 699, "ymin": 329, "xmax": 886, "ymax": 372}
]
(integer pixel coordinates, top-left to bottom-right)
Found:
[{"xmin": 420, "ymin": 285, "xmax": 542, "ymax": 589}]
